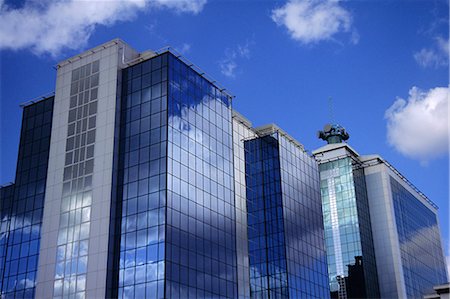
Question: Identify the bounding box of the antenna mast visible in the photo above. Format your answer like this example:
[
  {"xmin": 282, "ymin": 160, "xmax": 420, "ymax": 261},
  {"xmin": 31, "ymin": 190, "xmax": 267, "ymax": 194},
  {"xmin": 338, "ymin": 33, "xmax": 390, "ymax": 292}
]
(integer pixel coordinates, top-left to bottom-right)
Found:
[
  {"xmin": 328, "ymin": 97, "xmax": 334, "ymax": 124},
  {"xmin": 317, "ymin": 97, "xmax": 350, "ymax": 144}
]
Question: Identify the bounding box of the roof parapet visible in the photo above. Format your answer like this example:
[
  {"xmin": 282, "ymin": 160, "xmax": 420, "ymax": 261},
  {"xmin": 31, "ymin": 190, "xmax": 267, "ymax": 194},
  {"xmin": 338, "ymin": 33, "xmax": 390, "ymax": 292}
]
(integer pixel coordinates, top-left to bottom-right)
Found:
[
  {"xmin": 360, "ymin": 155, "xmax": 438, "ymax": 210},
  {"xmin": 232, "ymin": 110, "xmax": 252, "ymax": 128},
  {"xmin": 19, "ymin": 92, "xmax": 55, "ymax": 108},
  {"xmin": 254, "ymin": 123, "xmax": 306, "ymax": 152},
  {"xmin": 56, "ymin": 38, "xmax": 130, "ymax": 69}
]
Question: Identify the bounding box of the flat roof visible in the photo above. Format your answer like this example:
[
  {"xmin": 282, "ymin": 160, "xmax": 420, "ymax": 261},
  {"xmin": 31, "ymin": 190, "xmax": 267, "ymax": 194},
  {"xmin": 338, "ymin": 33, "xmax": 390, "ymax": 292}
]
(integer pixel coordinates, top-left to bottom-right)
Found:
[
  {"xmin": 360, "ymin": 155, "xmax": 439, "ymax": 210},
  {"xmin": 312, "ymin": 142, "xmax": 360, "ymax": 158},
  {"xmin": 254, "ymin": 123, "xmax": 306, "ymax": 152},
  {"xmin": 57, "ymin": 38, "xmax": 129, "ymax": 68},
  {"xmin": 232, "ymin": 110, "xmax": 252, "ymax": 128},
  {"xmin": 19, "ymin": 92, "xmax": 55, "ymax": 108}
]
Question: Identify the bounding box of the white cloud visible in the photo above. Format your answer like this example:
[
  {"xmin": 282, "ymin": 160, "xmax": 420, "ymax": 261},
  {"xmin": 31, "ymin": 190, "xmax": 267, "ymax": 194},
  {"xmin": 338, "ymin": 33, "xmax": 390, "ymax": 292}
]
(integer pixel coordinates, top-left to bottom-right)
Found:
[
  {"xmin": 220, "ymin": 59, "xmax": 238, "ymax": 78},
  {"xmin": 0, "ymin": 0, "xmax": 206, "ymax": 56},
  {"xmin": 271, "ymin": 0, "xmax": 356, "ymax": 45},
  {"xmin": 178, "ymin": 43, "xmax": 191, "ymax": 54},
  {"xmin": 414, "ymin": 36, "xmax": 449, "ymax": 68},
  {"xmin": 151, "ymin": 0, "xmax": 206, "ymax": 14},
  {"xmin": 385, "ymin": 86, "xmax": 449, "ymax": 163},
  {"xmin": 219, "ymin": 40, "xmax": 253, "ymax": 78}
]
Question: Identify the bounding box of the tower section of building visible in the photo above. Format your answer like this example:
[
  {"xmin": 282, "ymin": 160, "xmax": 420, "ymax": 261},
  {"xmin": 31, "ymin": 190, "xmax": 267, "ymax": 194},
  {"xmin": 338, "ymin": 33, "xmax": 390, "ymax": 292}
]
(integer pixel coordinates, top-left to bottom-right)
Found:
[
  {"xmin": 0, "ymin": 97, "xmax": 54, "ymax": 298},
  {"xmin": 314, "ymin": 123, "xmax": 448, "ymax": 299},
  {"xmin": 245, "ymin": 125, "xmax": 330, "ymax": 299},
  {"xmin": 35, "ymin": 40, "xmax": 139, "ymax": 299},
  {"xmin": 115, "ymin": 51, "xmax": 238, "ymax": 298},
  {"xmin": 363, "ymin": 155, "xmax": 448, "ymax": 299},
  {"xmin": 313, "ymin": 140, "xmax": 379, "ymax": 299}
]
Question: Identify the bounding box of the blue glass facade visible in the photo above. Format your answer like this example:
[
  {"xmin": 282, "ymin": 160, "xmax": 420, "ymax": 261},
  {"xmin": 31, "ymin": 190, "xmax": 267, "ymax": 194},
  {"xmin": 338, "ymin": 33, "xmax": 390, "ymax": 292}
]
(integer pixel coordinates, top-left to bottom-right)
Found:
[
  {"xmin": 0, "ymin": 185, "xmax": 15, "ymax": 294},
  {"xmin": 278, "ymin": 134, "xmax": 330, "ymax": 299},
  {"xmin": 245, "ymin": 135, "xmax": 289, "ymax": 298},
  {"xmin": 351, "ymin": 168, "xmax": 379, "ymax": 298},
  {"xmin": 319, "ymin": 158, "xmax": 379, "ymax": 298},
  {"xmin": 245, "ymin": 132, "xmax": 330, "ymax": 299},
  {"xmin": 0, "ymin": 97, "xmax": 54, "ymax": 298},
  {"xmin": 165, "ymin": 53, "xmax": 236, "ymax": 298},
  {"xmin": 116, "ymin": 54, "xmax": 168, "ymax": 299},
  {"xmin": 115, "ymin": 52, "xmax": 236, "ymax": 298},
  {"xmin": 391, "ymin": 177, "xmax": 447, "ymax": 299}
]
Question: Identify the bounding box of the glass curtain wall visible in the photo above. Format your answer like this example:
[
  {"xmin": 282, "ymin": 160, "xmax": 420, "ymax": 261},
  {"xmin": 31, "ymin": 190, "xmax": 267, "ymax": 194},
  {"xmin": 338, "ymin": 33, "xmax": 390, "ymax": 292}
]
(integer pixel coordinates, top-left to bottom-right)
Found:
[
  {"xmin": 116, "ymin": 52, "xmax": 237, "ymax": 298},
  {"xmin": 278, "ymin": 134, "xmax": 330, "ymax": 299},
  {"xmin": 245, "ymin": 132, "xmax": 330, "ymax": 299},
  {"xmin": 0, "ymin": 185, "xmax": 15, "ymax": 294},
  {"xmin": 244, "ymin": 135, "xmax": 289, "ymax": 298},
  {"xmin": 0, "ymin": 98, "xmax": 54, "ymax": 298},
  {"xmin": 165, "ymin": 53, "xmax": 237, "ymax": 298},
  {"xmin": 117, "ymin": 54, "xmax": 168, "ymax": 299},
  {"xmin": 319, "ymin": 157, "xmax": 378, "ymax": 299},
  {"xmin": 391, "ymin": 177, "xmax": 447, "ymax": 299}
]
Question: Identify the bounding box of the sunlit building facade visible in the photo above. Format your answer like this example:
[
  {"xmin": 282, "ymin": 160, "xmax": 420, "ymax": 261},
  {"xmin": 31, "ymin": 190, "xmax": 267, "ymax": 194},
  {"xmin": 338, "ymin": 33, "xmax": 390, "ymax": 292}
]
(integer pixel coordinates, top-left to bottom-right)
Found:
[
  {"xmin": 314, "ymin": 123, "xmax": 448, "ymax": 299},
  {"xmin": 0, "ymin": 39, "xmax": 330, "ymax": 299},
  {"xmin": 363, "ymin": 156, "xmax": 448, "ymax": 299}
]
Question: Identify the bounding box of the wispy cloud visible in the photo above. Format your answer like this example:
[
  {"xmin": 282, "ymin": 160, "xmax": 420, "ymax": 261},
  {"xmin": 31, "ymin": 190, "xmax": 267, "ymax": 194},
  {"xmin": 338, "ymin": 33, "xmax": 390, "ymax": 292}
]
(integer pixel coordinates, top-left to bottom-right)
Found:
[
  {"xmin": 178, "ymin": 43, "xmax": 192, "ymax": 55},
  {"xmin": 219, "ymin": 40, "xmax": 253, "ymax": 78},
  {"xmin": 385, "ymin": 86, "xmax": 449, "ymax": 164},
  {"xmin": 0, "ymin": 0, "xmax": 207, "ymax": 56},
  {"xmin": 414, "ymin": 36, "xmax": 449, "ymax": 68},
  {"xmin": 271, "ymin": 0, "xmax": 357, "ymax": 45}
]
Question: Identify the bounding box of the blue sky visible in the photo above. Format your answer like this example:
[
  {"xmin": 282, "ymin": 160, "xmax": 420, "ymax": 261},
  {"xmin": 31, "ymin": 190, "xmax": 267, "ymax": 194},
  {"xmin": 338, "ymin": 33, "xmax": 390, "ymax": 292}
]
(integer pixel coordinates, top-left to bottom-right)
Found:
[{"xmin": 1, "ymin": 0, "xmax": 449, "ymax": 262}]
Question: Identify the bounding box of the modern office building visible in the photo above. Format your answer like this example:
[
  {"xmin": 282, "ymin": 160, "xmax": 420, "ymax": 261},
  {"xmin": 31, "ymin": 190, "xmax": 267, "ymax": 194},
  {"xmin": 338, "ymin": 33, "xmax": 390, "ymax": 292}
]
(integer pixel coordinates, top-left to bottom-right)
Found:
[
  {"xmin": 243, "ymin": 124, "xmax": 329, "ymax": 298},
  {"xmin": 313, "ymin": 123, "xmax": 448, "ymax": 299},
  {"xmin": 0, "ymin": 39, "xmax": 330, "ymax": 299},
  {"xmin": 313, "ymin": 124, "xmax": 379, "ymax": 299}
]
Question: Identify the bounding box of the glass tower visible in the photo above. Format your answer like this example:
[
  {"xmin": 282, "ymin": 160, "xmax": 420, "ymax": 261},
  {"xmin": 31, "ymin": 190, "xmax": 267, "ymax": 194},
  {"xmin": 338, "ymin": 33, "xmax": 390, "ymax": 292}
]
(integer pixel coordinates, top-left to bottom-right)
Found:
[
  {"xmin": 245, "ymin": 128, "xmax": 330, "ymax": 299},
  {"xmin": 0, "ymin": 97, "xmax": 54, "ymax": 298},
  {"xmin": 318, "ymin": 157, "xmax": 379, "ymax": 298},
  {"xmin": 315, "ymin": 124, "xmax": 380, "ymax": 299},
  {"xmin": 115, "ymin": 52, "xmax": 237, "ymax": 298},
  {"xmin": 315, "ymin": 123, "xmax": 447, "ymax": 299}
]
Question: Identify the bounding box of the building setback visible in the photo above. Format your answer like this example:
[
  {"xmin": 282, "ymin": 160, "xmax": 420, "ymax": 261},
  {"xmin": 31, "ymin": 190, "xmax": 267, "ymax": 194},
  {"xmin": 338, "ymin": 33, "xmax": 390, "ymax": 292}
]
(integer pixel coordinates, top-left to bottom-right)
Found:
[
  {"xmin": 243, "ymin": 125, "xmax": 329, "ymax": 298},
  {"xmin": 313, "ymin": 124, "xmax": 448, "ymax": 299},
  {"xmin": 0, "ymin": 39, "xmax": 330, "ymax": 299}
]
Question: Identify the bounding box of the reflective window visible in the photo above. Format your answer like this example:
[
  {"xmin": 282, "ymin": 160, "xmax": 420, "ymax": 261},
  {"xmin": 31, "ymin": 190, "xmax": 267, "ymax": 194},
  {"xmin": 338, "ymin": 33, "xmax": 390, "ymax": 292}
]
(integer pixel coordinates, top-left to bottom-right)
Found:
[
  {"xmin": 0, "ymin": 97, "xmax": 54, "ymax": 298},
  {"xmin": 116, "ymin": 53, "xmax": 237, "ymax": 298},
  {"xmin": 245, "ymin": 135, "xmax": 289, "ymax": 298},
  {"xmin": 391, "ymin": 177, "xmax": 448, "ymax": 298},
  {"xmin": 279, "ymin": 135, "xmax": 330, "ymax": 299},
  {"xmin": 319, "ymin": 158, "xmax": 379, "ymax": 298},
  {"xmin": 165, "ymin": 53, "xmax": 237, "ymax": 298},
  {"xmin": 53, "ymin": 61, "xmax": 100, "ymax": 299},
  {"xmin": 245, "ymin": 133, "xmax": 330, "ymax": 299},
  {"xmin": 116, "ymin": 54, "xmax": 168, "ymax": 299}
]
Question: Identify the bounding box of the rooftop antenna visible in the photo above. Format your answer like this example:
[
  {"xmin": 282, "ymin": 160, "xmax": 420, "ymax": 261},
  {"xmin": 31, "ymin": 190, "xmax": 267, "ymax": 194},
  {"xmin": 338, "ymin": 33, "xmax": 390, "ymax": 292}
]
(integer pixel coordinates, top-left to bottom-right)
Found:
[
  {"xmin": 317, "ymin": 96, "xmax": 350, "ymax": 144},
  {"xmin": 328, "ymin": 96, "xmax": 334, "ymax": 124}
]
